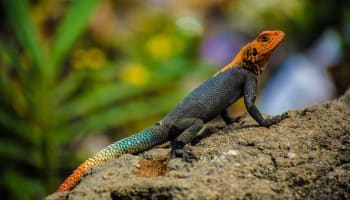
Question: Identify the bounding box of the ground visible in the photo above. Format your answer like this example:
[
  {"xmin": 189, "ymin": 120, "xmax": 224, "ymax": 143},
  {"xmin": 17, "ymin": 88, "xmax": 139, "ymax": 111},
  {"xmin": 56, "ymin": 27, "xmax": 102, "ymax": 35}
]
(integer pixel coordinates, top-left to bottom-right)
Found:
[{"xmin": 47, "ymin": 89, "xmax": 350, "ymax": 200}]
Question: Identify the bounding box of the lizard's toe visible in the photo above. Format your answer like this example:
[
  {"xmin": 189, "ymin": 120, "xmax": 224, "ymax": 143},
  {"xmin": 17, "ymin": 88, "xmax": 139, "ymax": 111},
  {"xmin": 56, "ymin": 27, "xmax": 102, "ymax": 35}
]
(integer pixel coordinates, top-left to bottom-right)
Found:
[
  {"xmin": 273, "ymin": 112, "xmax": 289, "ymax": 123},
  {"xmin": 180, "ymin": 149, "xmax": 196, "ymax": 162},
  {"xmin": 169, "ymin": 148, "xmax": 196, "ymax": 162}
]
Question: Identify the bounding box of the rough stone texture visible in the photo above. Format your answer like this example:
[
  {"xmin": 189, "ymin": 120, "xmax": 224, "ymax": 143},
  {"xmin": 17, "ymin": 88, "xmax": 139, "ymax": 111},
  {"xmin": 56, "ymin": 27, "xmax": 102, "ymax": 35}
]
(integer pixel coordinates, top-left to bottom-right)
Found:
[{"xmin": 47, "ymin": 89, "xmax": 350, "ymax": 200}]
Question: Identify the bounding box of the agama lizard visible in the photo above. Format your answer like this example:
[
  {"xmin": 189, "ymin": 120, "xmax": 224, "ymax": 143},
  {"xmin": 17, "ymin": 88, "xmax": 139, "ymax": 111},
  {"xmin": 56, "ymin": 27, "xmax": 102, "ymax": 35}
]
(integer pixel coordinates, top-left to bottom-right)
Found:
[{"xmin": 57, "ymin": 30, "xmax": 286, "ymax": 192}]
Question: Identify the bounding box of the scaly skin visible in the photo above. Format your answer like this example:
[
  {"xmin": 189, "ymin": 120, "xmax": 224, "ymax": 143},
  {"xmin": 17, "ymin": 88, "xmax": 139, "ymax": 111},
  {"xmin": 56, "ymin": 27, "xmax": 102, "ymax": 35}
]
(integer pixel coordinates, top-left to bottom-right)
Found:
[
  {"xmin": 57, "ymin": 30, "xmax": 285, "ymax": 192},
  {"xmin": 57, "ymin": 126, "xmax": 169, "ymax": 192}
]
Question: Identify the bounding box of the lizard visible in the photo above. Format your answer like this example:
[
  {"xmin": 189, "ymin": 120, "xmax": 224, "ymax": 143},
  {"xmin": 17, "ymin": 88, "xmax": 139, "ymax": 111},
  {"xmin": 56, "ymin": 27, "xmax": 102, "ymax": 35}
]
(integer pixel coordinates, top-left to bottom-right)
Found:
[{"xmin": 57, "ymin": 30, "xmax": 286, "ymax": 192}]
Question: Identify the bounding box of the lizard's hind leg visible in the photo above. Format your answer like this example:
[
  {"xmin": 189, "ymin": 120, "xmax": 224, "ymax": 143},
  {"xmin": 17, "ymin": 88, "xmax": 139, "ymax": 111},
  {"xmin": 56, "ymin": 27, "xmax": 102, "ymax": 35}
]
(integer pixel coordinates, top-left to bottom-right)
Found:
[
  {"xmin": 221, "ymin": 108, "xmax": 246, "ymax": 124},
  {"xmin": 169, "ymin": 118, "xmax": 203, "ymax": 161}
]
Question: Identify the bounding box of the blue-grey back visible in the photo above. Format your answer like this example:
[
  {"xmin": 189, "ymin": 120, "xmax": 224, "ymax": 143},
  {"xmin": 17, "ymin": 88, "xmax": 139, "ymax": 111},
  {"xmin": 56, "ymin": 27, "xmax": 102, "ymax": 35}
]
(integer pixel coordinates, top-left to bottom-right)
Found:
[{"xmin": 163, "ymin": 67, "xmax": 254, "ymax": 123}]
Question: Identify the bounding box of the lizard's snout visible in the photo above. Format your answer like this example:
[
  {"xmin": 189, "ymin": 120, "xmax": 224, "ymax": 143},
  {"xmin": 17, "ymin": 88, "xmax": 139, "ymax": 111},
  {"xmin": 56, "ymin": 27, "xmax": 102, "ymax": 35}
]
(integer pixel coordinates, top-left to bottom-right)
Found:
[{"xmin": 274, "ymin": 30, "xmax": 285, "ymax": 38}]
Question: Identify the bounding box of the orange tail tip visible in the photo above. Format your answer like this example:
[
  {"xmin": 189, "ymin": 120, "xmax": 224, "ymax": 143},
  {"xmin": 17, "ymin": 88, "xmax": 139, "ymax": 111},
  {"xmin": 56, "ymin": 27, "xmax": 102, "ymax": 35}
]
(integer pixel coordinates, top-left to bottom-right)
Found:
[{"xmin": 56, "ymin": 162, "xmax": 88, "ymax": 192}]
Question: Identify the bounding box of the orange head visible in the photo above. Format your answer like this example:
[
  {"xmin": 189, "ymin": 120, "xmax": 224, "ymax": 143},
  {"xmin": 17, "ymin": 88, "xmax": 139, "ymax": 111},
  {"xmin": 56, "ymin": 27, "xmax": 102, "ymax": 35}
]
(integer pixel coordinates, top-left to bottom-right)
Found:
[
  {"xmin": 241, "ymin": 30, "xmax": 285, "ymax": 74},
  {"xmin": 220, "ymin": 30, "xmax": 285, "ymax": 75}
]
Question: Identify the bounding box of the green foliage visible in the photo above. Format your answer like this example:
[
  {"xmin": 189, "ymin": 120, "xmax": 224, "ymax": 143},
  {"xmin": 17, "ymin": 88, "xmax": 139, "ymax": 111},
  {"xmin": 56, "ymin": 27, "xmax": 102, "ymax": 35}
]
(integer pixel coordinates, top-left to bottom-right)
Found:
[
  {"xmin": 51, "ymin": 0, "xmax": 102, "ymax": 71},
  {"xmin": 0, "ymin": 0, "xmax": 206, "ymax": 199}
]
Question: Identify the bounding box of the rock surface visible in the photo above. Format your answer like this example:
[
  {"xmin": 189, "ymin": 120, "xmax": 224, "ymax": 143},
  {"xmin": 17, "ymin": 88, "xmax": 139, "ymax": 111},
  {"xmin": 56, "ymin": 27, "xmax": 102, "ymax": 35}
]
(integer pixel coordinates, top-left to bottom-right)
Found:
[{"xmin": 47, "ymin": 90, "xmax": 350, "ymax": 200}]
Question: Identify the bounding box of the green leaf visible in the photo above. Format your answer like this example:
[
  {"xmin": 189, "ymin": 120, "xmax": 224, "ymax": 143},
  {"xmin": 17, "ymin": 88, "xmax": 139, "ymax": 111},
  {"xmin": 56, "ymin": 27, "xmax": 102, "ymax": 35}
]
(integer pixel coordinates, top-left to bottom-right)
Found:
[
  {"xmin": 0, "ymin": 69, "xmax": 13, "ymax": 104},
  {"xmin": 0, "ymin": 69, "xmax": 31, "ymax": 121},
  {"xmin": 2, "ymin": 0, "xmax": 49, "ymax": 77},
  {"xmin": 51, "ymin": 0, "xmax": 101, "ymax": 71},
  {"xmin": 0, "ymin": 140, "xmax": 42, "ymax": 168},
  {"xmin": 0, "ymin": 109, "xmax": 39, "ymax": 145},
  {"xmin": 2, "ymin": 169, "xmax": 45, "ymax": 200},
  {"xmin": 58, "ymin": 91, "xmax": 183, "ymax": 142},
  {"xmin": 60, "ymin": 83, "xmax": 145, "ymax": 117},
  {"xmin": 58, "ymin": 64, "xmax": 188, "ymax": 119},
  {"xmin": 54, "ymin": 70, "xmax": 87, "ymax": 105},
  {"xmin": 0, "ymin": 40, "xmax": 22, "ymax": 76}
]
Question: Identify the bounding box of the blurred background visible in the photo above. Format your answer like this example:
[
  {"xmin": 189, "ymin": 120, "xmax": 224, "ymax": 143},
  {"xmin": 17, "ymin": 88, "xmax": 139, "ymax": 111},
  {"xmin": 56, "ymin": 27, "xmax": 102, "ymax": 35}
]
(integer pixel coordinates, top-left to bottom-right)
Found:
[{"xmin": 0, "ymin": 0, "xmax": 349, "ymax": 199}]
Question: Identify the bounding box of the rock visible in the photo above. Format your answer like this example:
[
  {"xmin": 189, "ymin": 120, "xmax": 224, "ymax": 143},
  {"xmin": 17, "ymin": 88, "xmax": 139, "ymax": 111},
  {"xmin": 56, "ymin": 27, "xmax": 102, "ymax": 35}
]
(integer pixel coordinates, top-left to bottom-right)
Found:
[{"xmin": 47, "ymin": 91, "xmax": 350, "ymax": 200}]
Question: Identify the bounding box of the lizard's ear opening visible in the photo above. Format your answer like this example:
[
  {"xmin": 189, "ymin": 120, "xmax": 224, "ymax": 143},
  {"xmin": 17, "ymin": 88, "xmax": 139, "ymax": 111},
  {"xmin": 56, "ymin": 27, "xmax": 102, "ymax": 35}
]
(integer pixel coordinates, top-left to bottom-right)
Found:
[
  {"xmin": 244, "ymin": 43, "xmax": 259, "ymax": 63},
  {"xmin": 242, "ymin": 43, "xmax": 268, "ymax": 75}
]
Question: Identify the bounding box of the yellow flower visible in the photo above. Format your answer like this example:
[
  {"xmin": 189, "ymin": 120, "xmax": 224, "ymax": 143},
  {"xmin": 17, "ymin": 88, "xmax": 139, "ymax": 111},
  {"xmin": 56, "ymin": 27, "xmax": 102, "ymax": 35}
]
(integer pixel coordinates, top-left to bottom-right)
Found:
[
  {"xmin": 71, "ymin": 48, "xmax": 106, "ymax": 69},
  {"xmin": 119, "ymin": 64, "xmax": 150, "ymax": 86},
  {"xmin": 146, "ymin": 34, "xmax": 174, "ymax": 60},
  {"xmin": 85, "ymin": 48, "xmax": 106, "ymax": 69}
]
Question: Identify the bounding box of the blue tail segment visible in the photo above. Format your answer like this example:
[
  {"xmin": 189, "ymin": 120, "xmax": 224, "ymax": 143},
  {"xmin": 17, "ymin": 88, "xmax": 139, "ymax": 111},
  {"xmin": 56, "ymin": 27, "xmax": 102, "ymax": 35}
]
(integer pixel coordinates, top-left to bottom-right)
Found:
[{"xmin": 93, "ymin": 125, "xmax": 169, "ymax": 162}]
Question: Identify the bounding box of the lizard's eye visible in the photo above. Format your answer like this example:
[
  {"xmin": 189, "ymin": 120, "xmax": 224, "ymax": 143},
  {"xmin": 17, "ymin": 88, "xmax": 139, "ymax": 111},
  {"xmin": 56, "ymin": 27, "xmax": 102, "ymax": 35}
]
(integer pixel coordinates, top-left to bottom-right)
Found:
[{"xmin": 260, "ymin": 35, "xmax": 269, "ymax": 42}]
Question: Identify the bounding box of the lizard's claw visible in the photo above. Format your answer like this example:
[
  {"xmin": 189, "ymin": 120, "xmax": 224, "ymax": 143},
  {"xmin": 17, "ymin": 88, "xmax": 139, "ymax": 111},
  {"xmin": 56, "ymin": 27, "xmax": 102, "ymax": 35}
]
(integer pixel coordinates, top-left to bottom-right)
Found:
[
  {"xmin": 169, "ymin": 146, "xmax": 196, "ymax": 162},
  {"xmin": 84, "ymin": 168, "xmax": 96, "ymax": 177},
  {"xmin": 273, "ymin": 112, "xmax": 289, "ymax": 122},
  {"xmin": 263, "ymin": 112, "xmax": 289, "ymax": 127}
]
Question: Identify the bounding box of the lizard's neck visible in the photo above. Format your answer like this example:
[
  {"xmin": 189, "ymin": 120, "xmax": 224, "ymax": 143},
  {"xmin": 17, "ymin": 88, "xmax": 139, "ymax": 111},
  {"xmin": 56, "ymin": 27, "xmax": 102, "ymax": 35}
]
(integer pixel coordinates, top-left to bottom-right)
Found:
[
  {"xmin": 240, "ymin": 43, "xmax": 270, "ymax": 75},
  {"xmin": 219, "ymin": 43, "xmax": 267, "ymax": 75}
]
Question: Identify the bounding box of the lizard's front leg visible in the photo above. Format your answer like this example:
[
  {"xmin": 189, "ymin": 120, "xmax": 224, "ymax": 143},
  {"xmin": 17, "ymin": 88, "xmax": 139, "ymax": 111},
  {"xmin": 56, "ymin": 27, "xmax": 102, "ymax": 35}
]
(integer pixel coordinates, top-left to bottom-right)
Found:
[
  {"xmin": 244, "ymin": 76, "xmax": 287, "ymax": 127},
  {"xmin": 169, "ymin": 118, "xmax": 203, "ymax": 161}
]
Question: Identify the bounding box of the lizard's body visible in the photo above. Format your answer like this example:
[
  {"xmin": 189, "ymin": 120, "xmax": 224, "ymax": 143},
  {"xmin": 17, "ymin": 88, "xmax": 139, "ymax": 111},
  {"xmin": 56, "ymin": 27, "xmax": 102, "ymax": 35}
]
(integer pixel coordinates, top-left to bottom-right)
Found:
[{"xmin": 57, "ymin": 30, "xmax": 285, "ymax": 192}]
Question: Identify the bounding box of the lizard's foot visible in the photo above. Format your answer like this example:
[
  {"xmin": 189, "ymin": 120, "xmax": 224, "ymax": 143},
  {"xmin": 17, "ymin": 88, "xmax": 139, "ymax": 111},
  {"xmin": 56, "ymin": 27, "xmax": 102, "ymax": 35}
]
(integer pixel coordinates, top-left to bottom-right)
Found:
[
  {"xmin": 169, "ymin": 148, "xmax": 196, "ymax": 162},
  {"xmin": 263, "ymin": 112, "xmax": 289, "ymax": 127},
  {"xmin": 169, "ymin": 141, "xmax": 196, "ymax": 162},
  {"xmin": 272, "ymin": 112, "xmax": 288, "ymax": 123},
  {"xmin": 84, "ymin": 168, "xmax": 96, "ymax": 177}
]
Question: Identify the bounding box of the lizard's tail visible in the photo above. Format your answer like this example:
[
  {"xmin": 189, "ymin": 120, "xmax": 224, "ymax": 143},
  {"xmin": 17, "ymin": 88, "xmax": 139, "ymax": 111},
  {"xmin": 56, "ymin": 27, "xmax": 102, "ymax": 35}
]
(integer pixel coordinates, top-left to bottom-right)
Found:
[{"xmin": 56, "ymin": 125, "xmax": 168, "ymax": 192}]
